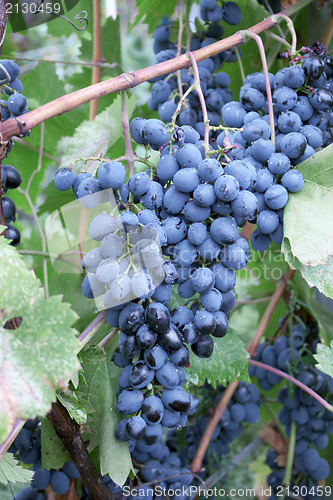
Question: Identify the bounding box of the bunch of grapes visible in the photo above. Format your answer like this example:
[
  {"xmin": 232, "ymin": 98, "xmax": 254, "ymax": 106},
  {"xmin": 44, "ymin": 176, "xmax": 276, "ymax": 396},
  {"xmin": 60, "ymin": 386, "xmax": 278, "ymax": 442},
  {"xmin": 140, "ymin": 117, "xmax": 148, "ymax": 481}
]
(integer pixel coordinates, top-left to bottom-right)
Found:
[
  {"xmin": 149, "ymin": 2, "xmax": 241, "ymax": 129},
  {"xmin": 0, "ymin": 58, "xmax": 29, "ymax": 247}
]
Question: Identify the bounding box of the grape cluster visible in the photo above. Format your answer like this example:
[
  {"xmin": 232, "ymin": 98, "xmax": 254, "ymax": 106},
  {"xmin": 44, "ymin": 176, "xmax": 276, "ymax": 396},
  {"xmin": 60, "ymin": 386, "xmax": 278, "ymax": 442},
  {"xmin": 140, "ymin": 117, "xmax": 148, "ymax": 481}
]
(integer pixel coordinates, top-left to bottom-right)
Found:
[
  {"xmin": 150, "ymin": 2, "xmax": 241, "ymax": 129},
  {"xmin": 249, "ymin": 320, "xmax": 320, "ymax": 391},
  {"xmin": 265, "ymin": 375, "xmax": 333, "ymax": 499},
  {"xmin": 180, "ymin": 381, "xmax": 261, "ymax": 474},
  {"xmin": 0, "ymin": 58, "xmax": 29, "ymax": 247},
  {"xmin": 213, "ymin": 44, "xmax": 333, "ymax": 251},
  {"xmin": 0, "ymin": 164, "xmax": 22, "ymax": 246}
]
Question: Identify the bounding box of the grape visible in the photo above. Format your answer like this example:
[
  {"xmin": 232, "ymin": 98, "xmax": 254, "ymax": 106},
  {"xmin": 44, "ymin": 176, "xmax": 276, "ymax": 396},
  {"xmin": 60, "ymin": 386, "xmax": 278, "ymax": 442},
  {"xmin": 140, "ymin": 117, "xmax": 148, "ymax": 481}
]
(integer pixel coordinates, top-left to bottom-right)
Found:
[
  {"xmin": 97, "ymin": 161, "xmax": 126, "ymax": 189},
  {"xmin": 54, "ymin": 167, "xmax": 76, "ymax": 191},
  {"xmin": 220, "ymin": 241, "xmax": 250, "ymax": 270},
  {"xmin": 239, "ymin": 86, "xmax": 265, "ymax": 111},
  {"xmin": 257, "ymin": 210, "xmax": 279, "ymax": 234},
  {"xmin": 128, "ymin": 172, "xmax": 150, "ymax": 196},
  {"xmin": 175, "ymin": 143, "xmax": 203, "ymax": 168},
  {"xmin": 224, "ymin": 160, "xmax": 252, "ymax": 190},
  {"xmin": 272, "ymin": 86, "xmax": 298, "ymax": 111},
  {"xmin": 2, "ymin": 196, "xmax": 16, "ymax": 223},
  {"xmin": 135, "ymin": 324, "xmax": 157, "ymax": 349},
  {"xmin": 280, "ymin": 132, "xmax": 307, "ymax": 159},
  {"xmin": 277, "ymin": 111, "xmax": 302, "ymax": 134},
  {"xmin": 161, "ymin": 216, "xmax": 187, "ymax": 244},
  {"xmin": 283, "ymin": 65, "xmax": 305, "ymax": 88},
  {"xmin": 140, "ymin": 181, "xmax": 164, "ymax": 209},
  {"xmin": 248, "ymin": 138, "xmax": 275, "ymax": 162},
  {"xmin": 183, "ymin": 200, "xmax": 211, "ymax": 223},
  {"xmin": 50, "ymin": 471, "xmax": 70, "ymax": 495},
  {"xmin": 191, "ymin": 333, "xmax": 214, "ymax": 358},
  {"xmin": 303, "ymin": 56, "xmax": 325, "ymax": 79},
  {"xmin": 82, "ymin": 248, "xmax": 102, "ymax": 273},
  {"xmin": 159, "ymin": 325, "xmax": 183, "ymax": 351},
  {"xmin": 267, "ymin": 152, "xmax": 291, "ymax": 175},
  {"xmin": 126, "ymin": 415, "xmax": 147, "ymax": 440},
  {"xmin": 198, "ymin": 158, "xmax": 223, "ymax": 182},
  {"xmin": 142, "ymin": 119, "xmax": 170, "ymax": 150},
  {"xmin": 62, "ymin": 461, "xmax": 80, "ymax": 479},
  {"xmin": 264, "ymin": 184, "xmax": 289, "ymax": 210},
  {"xmin": 210, "ymin": 216, "xmax": 239, "ymax": 245},
  {"xmin": 116, "ymin": 388, "xmax": 144, "ymax": 414},
  {"xmin": 231, "ymin": 190, "xmax": 259, "ymax": 220},
  {"xmin": 187, "ymin": 222, "xmax": 207, "ymax": 246},
  {"xmin": 197, "ymin": 234, "xmax": 221, "ymax": 261},
  {"xmin": 254, "ymin": 169, "xmax": 275, "ymax": 193},
  {"xmin": 200, "ymin": 287, "xmax": 222, "ymax": 311},
  {"xmin": 77, "ymin": 177, "xmax": 103, "ymax": 208},
  {"xmin": 156, "ymin": 361, "xmax": 180, "ymax": 388},
  {"xmin": 281, "ymin": 170, "xmax": 304, "ymax": 192},
  {"xmin": 161, "ymin": 387, "xmax": 191, "ymax": 412},
  {"xmin": 191, "ymin": 267, "xmax": 215, "ymax": 294},
  {"xmin": 193, "ymin": 183, "xmax": 216, "ymax": 207},
  {"xmin": 144, "ymin": 345, "xmax": 168, "ymax": 370},
  {"xmin": 299, "ymin": 124, "xmax": 323, "ymax": 148},
  {"xmin": 2, "ymin": 165, "xmax": 22, "ymax": 189},
  {"xmin": 156, "ymin": 154, "xmax": 179, "ymax": 182},
  {"xmin": 7, "ymin": 93, "xmax": 27, "ymax": 114},
  {"xmin": 251, "ymin": 228, "xmax": 271, "ymax": 251},
  {"xmin": 119, "ymin": 303, "xmax": 144, "ymax": 334}
]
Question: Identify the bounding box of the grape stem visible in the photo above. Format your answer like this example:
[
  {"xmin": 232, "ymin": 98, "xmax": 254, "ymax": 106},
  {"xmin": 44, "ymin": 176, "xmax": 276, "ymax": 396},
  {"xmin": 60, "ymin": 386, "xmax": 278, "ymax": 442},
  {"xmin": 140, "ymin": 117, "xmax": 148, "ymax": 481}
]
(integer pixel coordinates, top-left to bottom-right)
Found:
[
  {"xmin": 283, "ymin": 420, "xmax": 297, "ymax": 487},
  {"xmin": 89, "ymin": 0, "xmax": 103, "ymax": 120},
  {"xmin": 241, "ymin": 30, "xmax": 275, "ymax": 146},
  {"xmin": 235, "ymin": 46, "xmax": 245, "ymax": 83},
  {"xmin": 249, "ymin": 360, "xmax": 333, "ymax": 412},
  {"xmin": 0, "ymin": 0, "xmax": 315, "ymax": 141},
  {"xmin": 98, "ymin": 328, "xmax": 118, "ymax": 348},
  {"xmin": 271, "ymin": 14, "xmax": 297, "ymax": 54},
  {"xmin": 170, "ymin": 83, "xmax": 195, "ymax": 148},
  {"xmin": 190, "ymin": 269, "xmax": 294, "ymax": 474},
  {"xmin": 188, "ymin": 51, "xmax": 210, "ymax": 156},
  {"xmin": 121, "ymin": 91, "xmax": 135, "ymax": 177},
  {"xmin": 176, "ymin": 2, "xmax": 184, "ymax": 98},
  {"xmin": 266, "ymin": 31, "xmax": 292, "ymax": 51},
  {"xmin": 78, "ymin": 310, "xmax": 107, "ymax": 348}
]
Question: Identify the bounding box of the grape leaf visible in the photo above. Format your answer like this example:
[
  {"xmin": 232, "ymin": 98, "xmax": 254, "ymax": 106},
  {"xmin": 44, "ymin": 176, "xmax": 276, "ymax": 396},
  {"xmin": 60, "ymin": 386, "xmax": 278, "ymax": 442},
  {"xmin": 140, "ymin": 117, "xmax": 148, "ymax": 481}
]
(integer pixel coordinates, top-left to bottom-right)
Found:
[
  {"xmin": 314, "ymin": 341, "xmax": 333, "ymax": 378},
  {"xmin": 57, "ymin": 94, "xmax": 137, "ymax": 174},
  {"xmin": 40, "ymin": 417, "xmax": 70, "ymax": 470},
  {"xmin": 282, "ymin": 145, "xmax": 333, "ymax": 298},
  {"xmin": 186, "ymin": 329, "xmax": 250, "ymax": 388},
  {"xmin": 283, "ymin": 239, "xmax": 333, "ymax": 300},
  {"xmin": 0, "ymin": 453, "xmax": 33, "ymax": 484},
  {"xmin": 0, "ymin": 237, "xmax": 81, "ymax": 442},
  {"xmin": 132, "ymin": 0, "xmax": 178, "ymax": 32},
  {"xmin": 79, "ymin": 346, "xmax": 132, "ymax": 486}
]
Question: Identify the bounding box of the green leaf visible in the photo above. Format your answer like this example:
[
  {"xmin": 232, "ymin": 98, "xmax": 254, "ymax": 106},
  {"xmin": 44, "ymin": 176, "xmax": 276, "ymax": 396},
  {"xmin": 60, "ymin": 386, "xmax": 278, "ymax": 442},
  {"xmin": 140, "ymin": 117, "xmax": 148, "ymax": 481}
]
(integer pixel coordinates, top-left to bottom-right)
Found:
[
  {"xmin": 0, "ymin": 453, "xmax": 33, "ymax": 484},
  {"xmin": 57, "ymin": 94, "xmax": 137, "ymax": 174},
  {"xmin": 186, "ymin": 329, "xmax": 250, "ymax": 388},
  {"xmin": 0, "ymin": 237, "xmax": 81, "ymax": 442},
  {"xmin": 314, "ymin": 341, "xmax": 333, "ymax": 378},
  {"xmin": 40, "ymin": 417, "xmax": 70, "ymax": 470},
  {"xmin": 283, "ymin": 239, "xmax": 333, "ymax": 300},
  {"xmin": 57, "ymin": 390, "xmax": 88, "ymax": 426},
  {"xmin": 79, "ymin": 347, "xmax": 132, "ymax": 486},
  {"xmin": 132, "ymin": 0, "xmax": 178, "ymax": 33},
  {"xmin": 283, "ymin": 144, "xmax": 333, "ymax": 266},
  {"xmin": 282, "ymin": 145, "xmax": 333, "ymax": 298}
]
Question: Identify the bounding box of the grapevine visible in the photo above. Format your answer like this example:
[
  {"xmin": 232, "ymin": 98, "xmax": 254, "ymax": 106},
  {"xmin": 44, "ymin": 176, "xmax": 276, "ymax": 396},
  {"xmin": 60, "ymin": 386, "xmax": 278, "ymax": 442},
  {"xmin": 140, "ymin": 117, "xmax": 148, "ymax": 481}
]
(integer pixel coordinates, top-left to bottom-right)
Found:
[{"xmin": 0, "ymin": 1, "xmax": 332, "ymax": 500}]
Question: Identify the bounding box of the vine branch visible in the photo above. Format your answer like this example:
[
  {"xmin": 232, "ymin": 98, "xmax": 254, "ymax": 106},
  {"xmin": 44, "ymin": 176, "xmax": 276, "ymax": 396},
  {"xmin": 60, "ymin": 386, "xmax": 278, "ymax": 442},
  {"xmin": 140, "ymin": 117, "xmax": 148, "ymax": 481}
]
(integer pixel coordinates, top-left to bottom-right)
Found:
[
  {"xmin": 47, "ymin": 401, "xmax": 114, "ymax": 500},
  {"xmin": 0, "ymin": 0, "xmax": 314, "ymax": 141},
  {"xmin": 249, "ymin": 360, "xmax": 333, "ymax": 412}
]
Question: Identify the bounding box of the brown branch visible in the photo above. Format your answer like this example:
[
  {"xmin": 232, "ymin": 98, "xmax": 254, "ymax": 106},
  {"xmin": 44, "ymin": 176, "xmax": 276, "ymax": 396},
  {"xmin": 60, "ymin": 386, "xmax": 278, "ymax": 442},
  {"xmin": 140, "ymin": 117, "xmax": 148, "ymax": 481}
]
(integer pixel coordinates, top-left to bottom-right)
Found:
[
  {"xmin": 89, "ymin": 0, "xmax": 103, "ymax": 120},
  {"xmin": 47, "ymin": 401, "xmax": 114, "ymax": 500},
  {"xmin": 0, "ymin": 418, "xmax": 24, "ymax": 461},
  {"xmin": 0, "ymin": 1, "xmax": 314, "ymax": 141},
  {"xmin": 190, "ymin": 269, "xmax": 294, "ymax": 473},
  {"xmin": 0, "ymin": 1, "xmax": 10, "ymax": 51},
  {"xmin": 321, "ymin": 8, "xmax": 333, "ymax": 47}
]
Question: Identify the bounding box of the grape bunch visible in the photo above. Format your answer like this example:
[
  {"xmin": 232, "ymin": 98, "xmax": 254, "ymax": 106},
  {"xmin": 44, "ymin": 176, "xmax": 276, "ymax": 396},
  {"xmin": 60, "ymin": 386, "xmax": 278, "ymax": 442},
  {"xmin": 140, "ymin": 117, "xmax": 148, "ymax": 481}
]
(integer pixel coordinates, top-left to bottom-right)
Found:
[
  {"xmin": 265, "ymin": 377, "xmax": 333, "ymax": 499},
  {"xmin": 0, "ymin": 58, "xmax": 29, "ymax": 247},
  {"xmin": 180, "ymin": 381, "xmax": 261, "ymax": 475},
  {"xmin": 150, "ymin": 2, "xmax": 241, "ymax": 129},
  {"xmin": 0, "ymin": 164, "xmax": 22, "ymax": 246}
]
